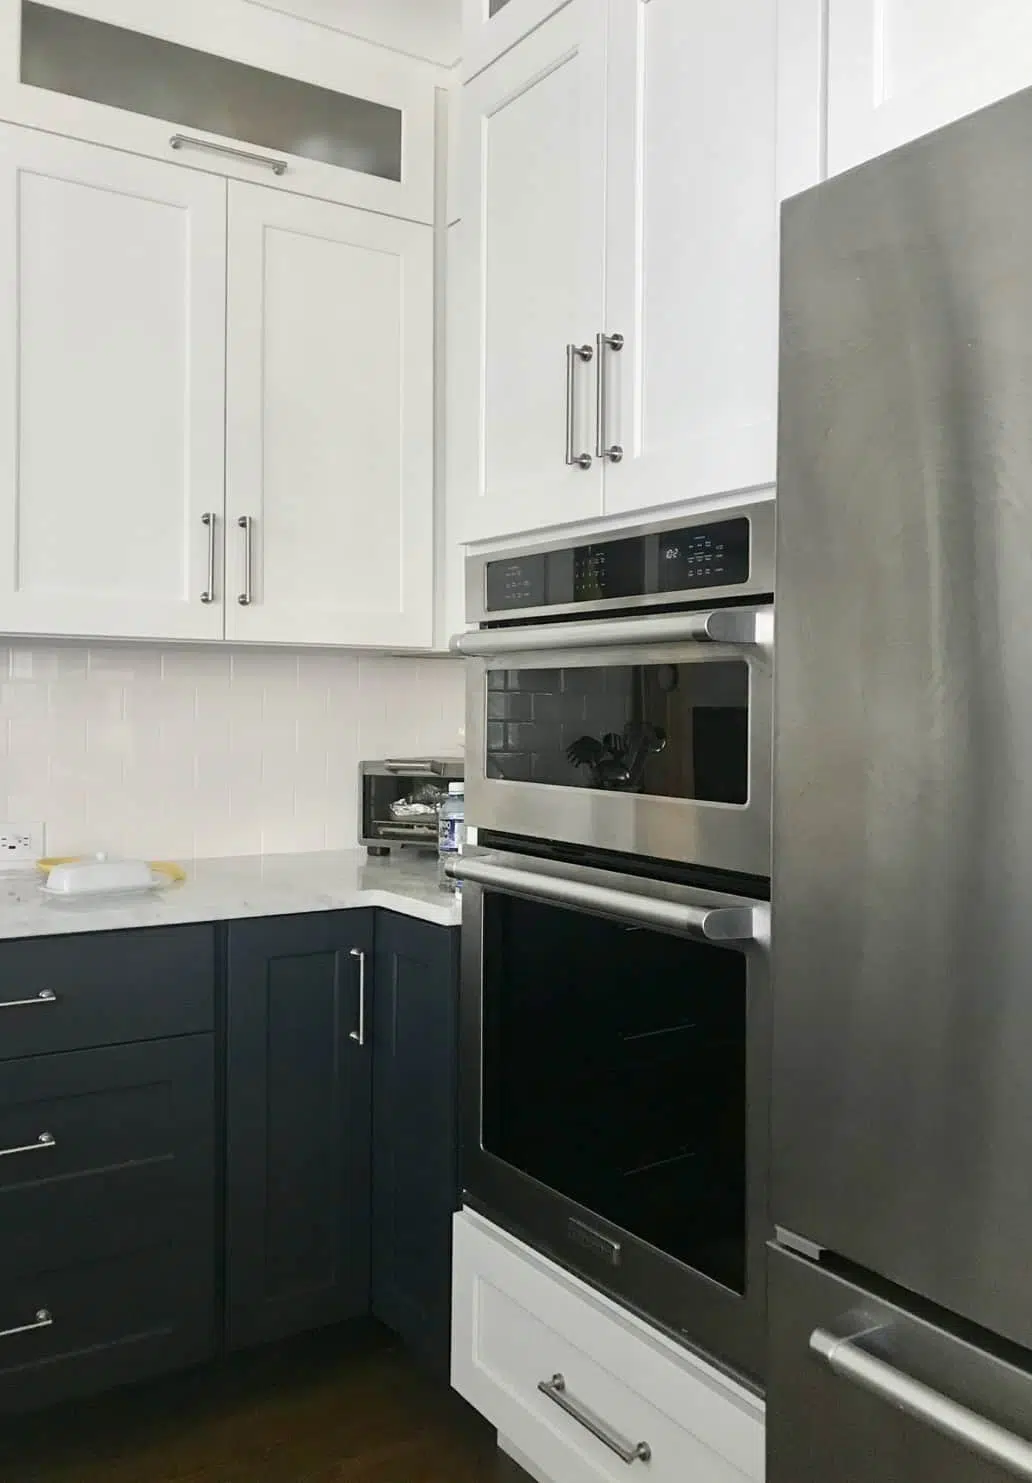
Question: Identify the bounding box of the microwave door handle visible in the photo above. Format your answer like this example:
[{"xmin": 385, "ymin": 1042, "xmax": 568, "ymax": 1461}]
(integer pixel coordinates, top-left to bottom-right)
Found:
[
  {"xmin": 811, "ymin": 1328, "xmax": 1032, "ymax": 1480},
  {"xmin": 446, "ymin": 857, "xmax": 760, "ymax": 944},
  {"xmin": 450, "ymin": 606, "xmax": 772, "ymax": 657}
]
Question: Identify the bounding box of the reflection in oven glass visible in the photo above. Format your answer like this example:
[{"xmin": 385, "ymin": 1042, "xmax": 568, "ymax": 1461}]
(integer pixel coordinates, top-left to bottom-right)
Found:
[
  {"xmin": 485, "ymin": 662, "xmax": 748, "ymax": 801},
  {"xmin": 482, "ymin": 894, "xmax": 747, "ymax": 1293}
]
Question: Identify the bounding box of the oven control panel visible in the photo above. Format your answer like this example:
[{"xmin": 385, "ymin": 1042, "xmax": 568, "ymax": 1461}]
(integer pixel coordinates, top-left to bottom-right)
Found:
[{"xmin": 483, "ymin": 516, "xmax": 750, "ymax": 613}]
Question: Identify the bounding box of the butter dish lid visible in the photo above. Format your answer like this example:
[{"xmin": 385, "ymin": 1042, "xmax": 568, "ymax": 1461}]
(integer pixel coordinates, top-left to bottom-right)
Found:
[{"xmin": 42, "ymin": 855, "xmax": 160, "ymax": 897}]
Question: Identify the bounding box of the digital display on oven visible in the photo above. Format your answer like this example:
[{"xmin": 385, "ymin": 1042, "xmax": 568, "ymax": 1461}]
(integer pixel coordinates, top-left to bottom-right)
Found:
[
  {"xmin": 655, "ymin": 517, "xmax": 750, "ymax": 592},
  {"xmin": 484, "ymin": 553, "xmax": 547, "ymax": 612},
  {"xmin": 483, "ymin": 517, "xmax": 750, "ymax": 612}
]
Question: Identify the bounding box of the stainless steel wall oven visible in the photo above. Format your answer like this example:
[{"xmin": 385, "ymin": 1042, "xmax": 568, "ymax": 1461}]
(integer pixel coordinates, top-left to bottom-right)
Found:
[
  {"xmin": 450, "ymin": 499, "xmax": 774, "ymax": 1385},
  {"xmin": 457, "ymin": 502, "xmax": 774, "ymax": 880}
]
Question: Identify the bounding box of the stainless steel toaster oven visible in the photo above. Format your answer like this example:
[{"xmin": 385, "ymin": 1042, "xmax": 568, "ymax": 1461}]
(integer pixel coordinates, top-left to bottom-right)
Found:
[{"xmin": 360, "ymin": 758, "xmax": 464, "ymax": 855}]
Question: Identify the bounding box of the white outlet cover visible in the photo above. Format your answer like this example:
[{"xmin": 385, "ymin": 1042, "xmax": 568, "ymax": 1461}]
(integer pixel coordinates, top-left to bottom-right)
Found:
[{"xmin": 0, "ymin": 821, "xmax": 45, "ymax": 872}]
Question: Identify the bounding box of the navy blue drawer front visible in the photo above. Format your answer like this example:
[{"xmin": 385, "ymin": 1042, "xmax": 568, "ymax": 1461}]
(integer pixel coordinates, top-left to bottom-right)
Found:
[
  {"xmin": 0, "ymin": 1036, "xmax": 215, "ymax": 1274},
  {"xmin": 0, "ymin": 925, "xmax": 215, "ymax": 1059},
  {"xmin": 0, "ymin": 1242, "xmax": 215, "ymax": 1414}
]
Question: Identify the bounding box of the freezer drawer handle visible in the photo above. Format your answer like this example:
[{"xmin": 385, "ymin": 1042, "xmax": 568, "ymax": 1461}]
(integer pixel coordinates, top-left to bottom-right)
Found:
[
  {"xmin": 0, "ymin": 1309, "xmax": 52, "ymax": 1342},
  {"xmin": 450, "ymin": 606, "xmax": 772, "ymax": 656},
  {"xmin": 538, "ymin": 1373, "xmax": 651, "ymax": 1465},
  {"xmin": 811, "ymin": 1328, "xmax": 1032, "ymax": 1480},
  {"xmin": 447, "ymin": 856, "xmax": 760, "ymax": 943}
]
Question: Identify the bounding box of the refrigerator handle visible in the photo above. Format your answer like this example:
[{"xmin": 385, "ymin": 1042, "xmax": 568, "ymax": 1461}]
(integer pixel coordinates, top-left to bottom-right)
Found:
[{"xmin": 811, "ymin": 1327, "xmax": 1032, "ymax": 1479}]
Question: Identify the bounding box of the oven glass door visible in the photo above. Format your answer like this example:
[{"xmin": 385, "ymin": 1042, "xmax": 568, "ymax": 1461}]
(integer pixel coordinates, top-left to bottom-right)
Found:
[
  {"xmin": 481, "ymin": 886, "xmax": 748, "ymax": 1293},
  {"xmin": 464, "ymin": 621, "xmax": 772, "ymax": 877}
]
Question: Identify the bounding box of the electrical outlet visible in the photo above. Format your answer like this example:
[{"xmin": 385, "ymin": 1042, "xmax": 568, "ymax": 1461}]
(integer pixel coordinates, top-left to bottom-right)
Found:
[{"xmin": 0, "ymin": 821, "xmax": 45, "ymax": 871}]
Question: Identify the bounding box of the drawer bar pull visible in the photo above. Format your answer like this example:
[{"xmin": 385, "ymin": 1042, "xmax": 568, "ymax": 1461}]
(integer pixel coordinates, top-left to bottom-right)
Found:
[
  {"xmin": 0, "ymin": 1132, "xmax": 54, "ymax": 1159},
  {"xmin": 0, "ymin": 1308, "xmax": 52, "ymax": 1341},
  {"xmin": 538, "ymin": 1373, "xmax": 652, "ymax": 1465},
  {"xmin": 0, "ymin": 989, "xmax": 57, "ymax": 1010}
]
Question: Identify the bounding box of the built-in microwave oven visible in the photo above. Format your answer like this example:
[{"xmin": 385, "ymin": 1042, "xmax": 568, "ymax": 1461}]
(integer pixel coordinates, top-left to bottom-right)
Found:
[{"xmin": 453, "ymin": 500, "xmax": 774, "ymax": 878}]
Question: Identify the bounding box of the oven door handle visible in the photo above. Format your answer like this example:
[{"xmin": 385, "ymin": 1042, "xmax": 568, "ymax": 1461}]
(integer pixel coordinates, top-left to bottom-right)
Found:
[
  {"xmin": 449, "ymin": 606, "xmax": 772, "ymax": 657},
  {"xmin": 446, "ymin": 857, "xmax": 761, "ymax": 943}
]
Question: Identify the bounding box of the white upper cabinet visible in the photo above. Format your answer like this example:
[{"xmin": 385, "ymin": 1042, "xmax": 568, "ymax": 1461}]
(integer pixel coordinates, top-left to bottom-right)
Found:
[
  {"xmin": 0, "ymin": 0, "xmax": 437, "ymax": 222},
  {"xmin": 782, "ymin": 0, "xmax": 1032, "ymax": 188},
  {"xmin": 461, "ymin": 0, "xmax": 571, "ymax": 81},
  {"xmin": 456, "ymin": 1, "xmax": 607, "ymax": 542},
  {"xmin": 224, "ymin": 184, "xmax": 434, "ymax": 648},
  {"xmin": 453, "ymin": 0, "xmax": 778, "ymax": 543},
  {"xmin": 604, "ymin": 0, "xmax": 778, "ymax": 517},
  {"xmin": 0, "ymin": 122, "xmax": 226, "ymax": 640}
]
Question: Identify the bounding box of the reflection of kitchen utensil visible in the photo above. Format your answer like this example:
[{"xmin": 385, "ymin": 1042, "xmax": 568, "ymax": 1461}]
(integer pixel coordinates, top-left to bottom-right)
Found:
[
  {"xmin": 623, "ymin": 722, "xmax": 667, "ymax": 789},
  {"xmin": 566, "ymin": 723, "xmax": 666, "ymax": 791}
]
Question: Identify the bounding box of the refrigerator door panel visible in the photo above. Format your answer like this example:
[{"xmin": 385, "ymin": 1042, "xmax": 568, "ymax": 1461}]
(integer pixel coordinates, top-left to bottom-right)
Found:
[
  {"xmin": 768, "ymin": 1247, "xmax": 1032, "ymax": 1483},
  {"xmin": 775, "ymin": 80, "xmax": 1032, "ymax": 1349}
]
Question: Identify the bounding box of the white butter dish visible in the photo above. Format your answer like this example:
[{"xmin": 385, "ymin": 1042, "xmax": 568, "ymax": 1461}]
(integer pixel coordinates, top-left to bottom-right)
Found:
[{"xmin": 42, "ymin": 856, "xmax": 162, "ymax": 898}]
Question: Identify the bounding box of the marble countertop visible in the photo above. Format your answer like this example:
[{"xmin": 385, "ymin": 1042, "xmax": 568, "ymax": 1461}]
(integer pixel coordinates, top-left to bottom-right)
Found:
[{"xmin": 0, "ymin": 850, "xmax": 461, "ymax": 941}]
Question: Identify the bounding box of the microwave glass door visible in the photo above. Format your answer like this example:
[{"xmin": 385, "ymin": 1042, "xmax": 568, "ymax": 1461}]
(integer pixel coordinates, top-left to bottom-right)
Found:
[
  {"xmin": 485, "ymin": 659, "xmax": 749, "ymax": 801},
  {"xmin": 481, "ymin": 889, "xmax": 747, "ymax": 1293}
]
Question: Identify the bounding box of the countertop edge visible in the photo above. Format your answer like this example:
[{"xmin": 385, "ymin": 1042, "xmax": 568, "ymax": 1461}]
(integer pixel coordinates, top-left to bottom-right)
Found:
[{"xmin": 0, "ymin": 853, "xmax": 462, "ymax": 941}]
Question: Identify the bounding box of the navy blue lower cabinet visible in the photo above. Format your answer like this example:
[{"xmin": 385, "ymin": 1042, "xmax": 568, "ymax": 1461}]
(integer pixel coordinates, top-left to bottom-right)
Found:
[
  {"xmin": 0, "ymin": 1029, "xmax": 216, "ymax": 1414},
  {"xmin": 225, "ymin": 911, "xmax": 375, "ymax": 1349},
  {"xmin": 371, "ymin": 913, "xmax": 459, "ymax": 1374}
]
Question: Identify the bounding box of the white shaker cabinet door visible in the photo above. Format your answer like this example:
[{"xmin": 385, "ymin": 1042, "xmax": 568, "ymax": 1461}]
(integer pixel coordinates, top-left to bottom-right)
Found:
[
  {"xmin": 0, "ymin": 123, "xmax": 226, "ymax": 640},
  {"xmin": 461, "ymin": 0, "xmax": 574, "ymax": 81},
  {"xmin": 224, "ymin": 184, "xmax": 434, "ymax": 648},
  {"xmin": 456, "ymin": 1, "xmax": 606, "ymax": 543},
  {"xmin": 603, "ymin": 0, "xmax": 778, "ymax": 519},
  {"xmin": 825, "ymin": 0, "xmax": 1032, "ymax": 175}
]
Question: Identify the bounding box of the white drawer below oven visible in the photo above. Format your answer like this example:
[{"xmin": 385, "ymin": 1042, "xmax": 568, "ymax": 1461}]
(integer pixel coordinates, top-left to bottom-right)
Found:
[{"xmin": 451, "ymin": 1210, "xmax": 765, "ymax": 1483}]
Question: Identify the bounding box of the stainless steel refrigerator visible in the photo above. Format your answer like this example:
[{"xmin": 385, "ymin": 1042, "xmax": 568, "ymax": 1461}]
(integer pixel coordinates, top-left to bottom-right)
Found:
[{"xmin": 771, "ymin": 83, "xmax": 1032, "ymax": 1481}]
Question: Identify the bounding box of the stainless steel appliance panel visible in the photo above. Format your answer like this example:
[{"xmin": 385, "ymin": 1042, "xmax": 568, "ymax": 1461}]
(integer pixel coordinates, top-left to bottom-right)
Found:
[
  {"xmin": 460, "ymin": 849, "xmax": 771, "ymax": 1383},
  {"xmin": 768, "ymin": 1246, "xmax": 1032, "ymax": 1483},
  {"xmin": 774, "ymin": 83, "xmax": 1032, "ymax": 1349},
  {"xmin": 464, "ymin": 500, "xmax": 775, "ymax": 626},
  {"xmin": 464, "ymin": 624, "xmax": 772, "ymax": 878}
]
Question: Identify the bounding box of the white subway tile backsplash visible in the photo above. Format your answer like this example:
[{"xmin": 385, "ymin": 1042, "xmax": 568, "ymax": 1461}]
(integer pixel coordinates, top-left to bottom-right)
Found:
[{"xmin": 0, "ymin": 642, "xmax": 464, "ymax": 859}]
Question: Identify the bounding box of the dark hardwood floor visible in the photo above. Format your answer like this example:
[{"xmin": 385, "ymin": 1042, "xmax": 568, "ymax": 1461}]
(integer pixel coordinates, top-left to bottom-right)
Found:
[{"xmin": 0, "ymin": 1322, "xmax": 514, "ymax": 1483}]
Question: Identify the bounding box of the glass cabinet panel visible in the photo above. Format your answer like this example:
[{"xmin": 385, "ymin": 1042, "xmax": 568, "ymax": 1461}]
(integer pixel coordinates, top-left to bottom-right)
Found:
[{"xmin": 21, "ymin": 3, "xmax": 403, "ymax": 181}]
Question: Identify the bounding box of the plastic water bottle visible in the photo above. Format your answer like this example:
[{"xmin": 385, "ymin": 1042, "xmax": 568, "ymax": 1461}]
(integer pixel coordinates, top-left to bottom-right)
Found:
[{"xmin": 437, "ymin": 781, "xmax": 465, "ymax": 890}]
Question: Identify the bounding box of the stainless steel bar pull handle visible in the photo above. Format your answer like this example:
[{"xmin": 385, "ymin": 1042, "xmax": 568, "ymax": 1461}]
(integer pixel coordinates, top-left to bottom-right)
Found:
[
  {"xmin": 565, "ymin": 343, "xmax": 594, "ymax": 469},
  {"xmin": 811, "ymin": 1327, "xmax": 1032, "ymax": 1480},
  {"xmin": 0, "ymin": 989, "xmax": 56, "ymax": 1010},
  {"xmin": 451, "ymin": 605, "xmax": 773, "ymax": 657},
  {"xmin": 349, "ymin": 948, "xmax": 367, "ymax": 1046},
  {"xmin": 0, "ymin": 1309, "xmax": 52, "ymax": 1341},
  {"xmin": 538, "ymin": 1374, "xmax": 651, "ymax": 1465},
  {"xmin": 201, "ymin": 513, "xmax": 217, "ymax": 604},
  {"xmin": 0, "ymin": 1132, "xmax": 54, "ymax": 1160},
  {"xmin": 170, "ymin": 134, "xmax": 288, "ymax": 175},
  {"xmin": 448, "ymin": 856, "xmax": 759, "ymax": 943},
  {"xmin": 595, "ymin": 332, "xmax": 624, "ymax": 463},
  {"xmin": 238, "ymin": 516, "xmax": 254, "ymax": 607}
]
